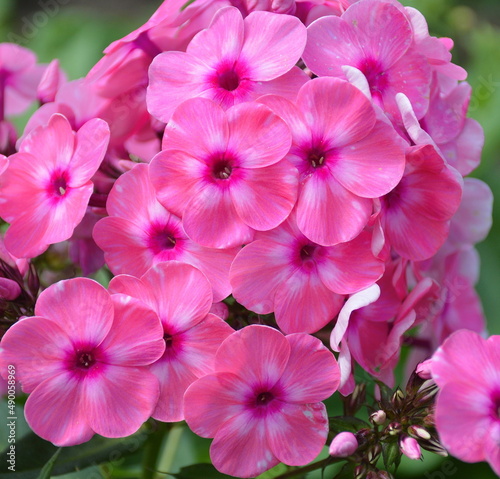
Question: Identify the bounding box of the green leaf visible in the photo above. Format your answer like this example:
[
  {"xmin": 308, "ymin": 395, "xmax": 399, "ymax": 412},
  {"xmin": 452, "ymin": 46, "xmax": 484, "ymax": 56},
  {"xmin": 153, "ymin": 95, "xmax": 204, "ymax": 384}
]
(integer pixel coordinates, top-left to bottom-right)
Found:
[
  {"xmin": 329, "ymin": 416, "xmax": 369, "ymax": 434},
  {"xmin": 0, "ymin": 429, "xmax": 150, "ymax": 478},
  {"xmin": 170, "ymin": 464, "xmax": 234, "ymax": 479},
  {"xmin": 36, "ymin": 449, "xmax": 61, "ymax": 479},
  {"xmin": 382, "ymin": 441, "xmax": 401, "ymax": 470},
  {"xmin": 332, "ymin": 463, "xmax": 355, "ymax": 479},
  {"xmin": 256, "ymin": 463, "xmax": 288, "ymax": 479}
]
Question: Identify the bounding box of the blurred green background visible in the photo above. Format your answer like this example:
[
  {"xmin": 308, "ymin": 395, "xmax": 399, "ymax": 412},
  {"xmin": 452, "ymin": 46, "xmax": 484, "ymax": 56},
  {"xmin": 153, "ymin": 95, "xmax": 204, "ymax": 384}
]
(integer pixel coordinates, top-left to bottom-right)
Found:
[{"xmin": 0, "ymin": 0, "xmax": 499, "ymax": 478}]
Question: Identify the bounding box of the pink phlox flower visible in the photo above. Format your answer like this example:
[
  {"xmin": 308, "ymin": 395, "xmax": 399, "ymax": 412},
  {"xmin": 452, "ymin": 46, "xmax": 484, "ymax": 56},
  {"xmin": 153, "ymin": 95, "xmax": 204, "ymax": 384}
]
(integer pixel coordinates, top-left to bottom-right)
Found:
[
  {"xmin": 150, "ymin": 97, "xmax": 297, "ymax": 249},
  {"xmin": 259, "ymin": 76, "xmax": 405, "ymax": 246},
  {"xmin": 94, "ymin": 163, "xmax": 237, "ymax": 301},
  {"xmin": 294, "ymin": 0, "xmax": 356, "ymax": 25},
  {"xmin": 0, "ymin": 43, "xmax": 46, "ymax": 119},
  {"xmin": 0, "ymin": 277, "xmax": 165, "ymax": 446},
  {"xmin": 429, "ymin": 330, "xmax": 500, "ymax": 475},
  {"xmin": 303, "ymin": 0, "xmax": 432, "ymax": 122},
  {"xmin": 147, "ymin": 6, "xmax": 308, "ymax": 123},
  {"xmin": 230, "ymin": 215, "xmax": 385, "ymax": 334},
  {"xmin": 0, "ymin": 113, "xmax": 110, "ymax": 258},
  {"xmin": 183, "ymin": 324, "xmax": 340, "ymax": 477},
  {"xmin": 375, "ymin": 144, "xmax": 463, "ymax": 261},
  {"xmin": 109, "ymin": 261, "xmax": 234, "ymax": 422}
]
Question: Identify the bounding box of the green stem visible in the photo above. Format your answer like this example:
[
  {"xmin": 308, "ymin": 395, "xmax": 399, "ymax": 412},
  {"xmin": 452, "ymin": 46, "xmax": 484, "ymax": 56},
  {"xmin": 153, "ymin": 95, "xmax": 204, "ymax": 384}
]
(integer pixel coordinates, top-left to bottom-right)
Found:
[
  {"xmin": 141, "ymin": 421, "xmax": 170, "ymax": 479},
  {"xmin": 273, "ymin": 457, "xmax": 345, "ymax": 479},
  {"xmin": 154, "ymin": 422, "xmax": 185, "ymax": 479}
]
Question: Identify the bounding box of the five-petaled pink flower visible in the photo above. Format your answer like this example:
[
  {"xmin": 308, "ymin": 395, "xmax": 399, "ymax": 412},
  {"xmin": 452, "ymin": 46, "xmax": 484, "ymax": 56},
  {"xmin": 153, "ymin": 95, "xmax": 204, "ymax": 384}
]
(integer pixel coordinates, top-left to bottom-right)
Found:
[
  {"xmin": 150, "ymin": 97, "xmax": 297, "ymax": 249},
  {"xmin": 109, "ymin": 261, "xmax": 234, "ymax": 422},
  {"xmin": 0, "ymin": 113, "xmax": 109, "ymax": 258},
  {"xmin": 0, "ymin": 278, "xmax": 165, "ymax": 446},
  {"xmin": 184, "ymin": 324, "xmax": 340, "ymax": 477}
]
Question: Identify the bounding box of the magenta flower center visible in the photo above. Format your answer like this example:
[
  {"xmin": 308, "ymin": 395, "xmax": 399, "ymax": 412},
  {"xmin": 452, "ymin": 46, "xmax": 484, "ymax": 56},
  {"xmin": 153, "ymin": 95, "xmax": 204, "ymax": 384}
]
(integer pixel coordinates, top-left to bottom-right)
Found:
[
  {"xmin": 307, "ymin": 148, "xmax": 326, "ymax": 169},
  {"xmin": 147, "ymin": 223, "xmax": 180, "ymax": 255},
  {"xmin": 49, "ymin": 171, "xmax": 70, "ymax": 198},
  {"xmin": 300, "ymin": 243, "xmax": 317, "ymax": 261},
  {"xmin": 256, "ymin": 391, "xmax": 274, "ymax": 406},
  {"xmin": 75, "ymin": 351, "xmax": 96, "ymax": 369},
  {"xmin": 358, "ymin": 57, "xmax": 389, "ymax": 98},
  {"xmin": 212, "ymin": 160, "xmax": 233, "ymax": 180},
  {"xmin": 218, "ymin": 69, "xmax": 240, "ymax": 92},
  {"xmin": 164, "ymin": 333, "xmax": 173, "ymax": 349}
]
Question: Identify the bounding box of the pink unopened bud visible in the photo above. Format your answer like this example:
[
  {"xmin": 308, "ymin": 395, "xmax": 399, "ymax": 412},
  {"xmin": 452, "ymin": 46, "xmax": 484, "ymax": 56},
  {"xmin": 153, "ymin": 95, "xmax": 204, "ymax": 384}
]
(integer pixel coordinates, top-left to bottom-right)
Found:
[
  {"xmin": 329, "ymin": 431, "xmax": 358, "ymax": 457},
  {"xmin": 0, "ymin": 278, "xmax": 21, "ymax": 300},
  {"xmin": 370, "ymin": 409, "xmax": 387, "ymax": 425},
  {"xmin": 400, "ymin": 436, "xmax": 421, "ymax": 460},
  {"xmin": 415, "ymin": 359, "xmax": 433, "ymax": 380}
]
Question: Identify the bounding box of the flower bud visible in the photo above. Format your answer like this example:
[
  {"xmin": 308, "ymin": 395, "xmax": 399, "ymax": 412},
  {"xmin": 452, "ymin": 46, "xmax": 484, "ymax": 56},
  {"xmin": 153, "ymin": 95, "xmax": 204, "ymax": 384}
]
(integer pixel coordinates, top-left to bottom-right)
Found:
[
  {"xmin": 415, "ymin": 359, "xmax": 433, "ymax": 380},
  {"xmin": 391, "ymin": 388, "xmax": 405, "ymax": 410},
  {"xmin": 386, "ymin": 422, "xmax": 402, "ymax": 436},
  {"xmin": 407, "ymin": 425, "xmax": 431, "ymax": 440},
  {"xmin": 0, "ymin": 278, "xmax": 21, "ymax": 301},
  {"xmin": 370, "ymin": 409, "xmax": 387, "ymax": 425},
  {"xmin": 377, "ymin": 471, "xmax": 394, "ymax": 479},
  {"xmin": 329, "ymin": 431, "xmax": 358, "ymax": 457},
  {"xmin": 399, "ymin": 436, "xmax": 421, "ymax": 460}
]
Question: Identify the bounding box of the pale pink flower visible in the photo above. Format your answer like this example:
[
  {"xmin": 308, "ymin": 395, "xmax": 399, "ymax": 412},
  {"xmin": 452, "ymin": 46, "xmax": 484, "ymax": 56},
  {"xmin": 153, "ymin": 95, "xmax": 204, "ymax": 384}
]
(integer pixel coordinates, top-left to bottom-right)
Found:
[
  {"xmin": 259, "ymin": 77, "xmax": 405, "ymax": 246},
  {"xmin": 0, "ymin": 113, "xmax": 109, "ymax": 258},
  {"xmin": 94, "ymin": 163, "xmax": 237, "ymax": 301},
  {"xmin": 230, "ymin": 215, "xmax": 384, "ymax": 333},
  {"xmin": 0, "ymin": 278, "xmax": 165, "ymax": 446},
  {"xmin": 430, "ymin": 330, "xmax": 500, "ymax": 475},
  {"xmin": 329, "ymin": 431, "xmax": 358, "ymax": 457},
  {"xmin": 109, "ymin": 262, "xmax": 234, "ymax": 422},
  {"xmin": 147, "ymin": 6, "xmax": 308, "ymax": 122},
  {"xmin": 184, "ymin": 324, "xmax": 340, "ymax": 477},
  {"xmin": 400, "ymin": 436, "xmax": 422, "ymax": 460},
  {"xmin": 303, "ymin": 0, "xmax": 431, "ymax": 121},
  {"xmin": 150, "ymin": 98, "xmax": 297, "ymax": 249}
]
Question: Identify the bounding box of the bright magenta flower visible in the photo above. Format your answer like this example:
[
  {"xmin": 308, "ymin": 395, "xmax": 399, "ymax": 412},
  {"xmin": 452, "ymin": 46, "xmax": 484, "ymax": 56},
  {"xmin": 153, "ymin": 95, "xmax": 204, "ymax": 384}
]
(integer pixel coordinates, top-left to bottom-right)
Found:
[
  {"xmin": 430, "ymin": 330, "xmax": 500, "ymax": 475},
  {"xmin": 147, "ymin": 6, "xmax": 308, "ymax": 122},
  {"xmin": 94, "ymin": 163, "xmax": 238, "ymax": 301},
  {"xmin": 0, "ymin": 278, "xmax": 165, "ymax": 446},
  {"xmin": 260, "ymin": 77, "xmax": 405, "ymax": 246},
  {"xmin": 184, "ymin": 324, "xmax": 340, "ymax": 477},
  {"xmin": 150, "ymin": 97, "xmax": 297, "ymax": 249},
  {"xmin": 109, "ymin": 262, "xmax": 234, "ymax": 422},
  {"xmin": 0, "ymin": 113, "xmax": 109, "ymax": 258}
]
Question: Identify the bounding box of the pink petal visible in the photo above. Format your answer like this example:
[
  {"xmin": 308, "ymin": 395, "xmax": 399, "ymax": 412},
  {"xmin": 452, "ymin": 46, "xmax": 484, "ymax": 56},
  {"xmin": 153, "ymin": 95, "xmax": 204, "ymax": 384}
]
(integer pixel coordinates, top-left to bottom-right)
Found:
[
  {"xmin": 226, "ymin": 102, "xmax": 291, "ymax": 168},
  {"xmin": 232, "ymin": 161, "xmax": 297, "ymax": 231},
  {"xmin": 109, "ymin": 274, "xmax": 157, "ymax": 308},
  {"xmin": 275, "ymin": 268, "xmax": 344, "ymax": 334},
  {"xmin": 25, "ymin": 372, "xmax": 94, "ymax": 446},
  {"xmin": 149, "ymin": 149, "xmax": 207, "ymax": 218},
  {"xmin": 0, "ymin": 317, "xmax": 72, "ymax": 393},
  {"xmin": 241, "ymin": 11, "xmax": 306, "ymax": 81},
  {"xmin": 215, "ymin": 325, "xmax": 291, "ymax": 388},
  {"xmin": 147, "ymin": 51, "xmax": 211, "ymax": 123},
  {"xmin": 296, "ymin": 170, "xmax": 372, "ymax": 246},
  {"xmin": 297, "ymin": 77, "xmax": 376, "ymax": 148},
  {"xmin": 184, "ymin": 372, "xmax": 253, "ymax": 438},
  {"xmin": 140, "ymin": 262, "xmax": 213, "ymax": 333},
  {"xmin": 267, "ymin": 401, "xmax": 328, "ymax": 466},
  {"xmin": 277, "ymin": 334, "xmax": 340, "ymax": 403},
  {"xmin": 252, "ymin": 67, "xmax": 310, "ymax": 102},
  {"xmin": 434, "ymin": 381, "xmax": 493, "ymax": 462},
  {"xmin": 430, "ymin": 330, "xmax": 493, "ymax": 388},
  {"xmin": 211, "ymin": 411, "xmax": 279, "ymax": 477},
  {"xmin": 84, "ymin": 365, "xmax": 160, "ymax": 438},
  {"xmin": 182, "ymin": 182, "xmax": 254, "ymax": 249},
  {"xmin": 19, "ymin": 113, "xmax": 74, "ymax": 170},
  {"xmin": 318, "ymin": 231, "xmax": 384, "ymax": 294},
  {"xmin": 331, "ymin": 119, "xmax": 405, "ymax": 198},
  {"xmin": 70, "ymin": 118, "xmax": 109, "ymax": 185},
  {"xmin": 230, "ymin": 239, "xmax": 295, "ymax": 314},
  {"xmin": 35, "ymin": 278, "xmax": 114, "ymax": 346},
  {"xmin": 99, "ymin": 295, "xmax": 164, "ymax": 366},
  {"xmin": 162, "ymin": 97, "xmax": 229, "ymax": 159},
  {"xmin": 330, "ymin": 284, "xmax": 381, "ymax": 352},
  {"xmin": 187, "ymin": 7, "xmax": 244, "ymax": 66}
]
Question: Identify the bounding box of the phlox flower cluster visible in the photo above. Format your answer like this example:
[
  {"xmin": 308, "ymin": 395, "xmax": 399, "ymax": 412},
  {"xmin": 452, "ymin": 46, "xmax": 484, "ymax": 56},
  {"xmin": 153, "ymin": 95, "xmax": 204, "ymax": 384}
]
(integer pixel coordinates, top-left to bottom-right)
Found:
[{"xmin": 0, "ymin": 0, "xmax": 496, "ymax": 477}]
